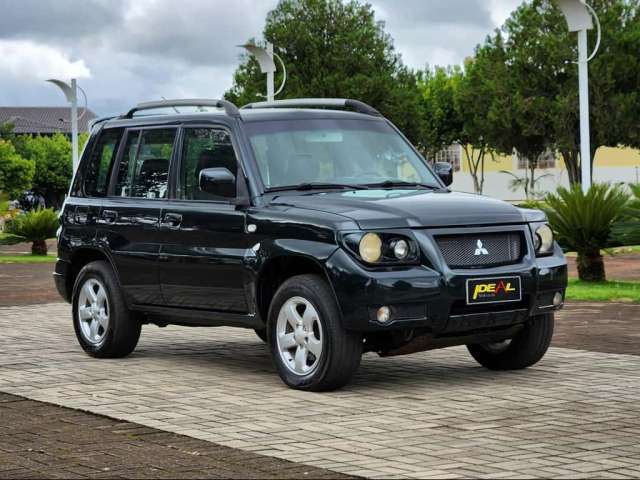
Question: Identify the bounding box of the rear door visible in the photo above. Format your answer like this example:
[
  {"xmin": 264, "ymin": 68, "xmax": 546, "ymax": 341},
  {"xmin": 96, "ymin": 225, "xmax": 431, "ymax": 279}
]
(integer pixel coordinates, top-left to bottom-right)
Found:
[
  {"xmin": 99, "ymin": 127, "xmax": 177, "ymax": 306},
  {"xmin": 157, "ymin": 125, "xmax": 249, "ymax": 312}
]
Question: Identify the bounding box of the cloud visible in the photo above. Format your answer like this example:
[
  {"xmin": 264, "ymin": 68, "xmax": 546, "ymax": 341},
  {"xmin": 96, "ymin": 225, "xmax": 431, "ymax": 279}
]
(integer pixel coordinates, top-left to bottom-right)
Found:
[
  {"xmin": 372, "ymin": 0, "xmax": 503, "ymax": 68},
  {"xmin": 0, "ymin": 0, "xmax": 523, "ymax": 115},
  {"xmin": 0, "ymin": 0, "xmax": 125, "ymax": 41},
  {"xmin": 112, "ymin": 0, "xmax": 271, "ymax": 66},
  {"xmin": 0, "ymin": 40, "xmax": 91, "ymax": 82}
]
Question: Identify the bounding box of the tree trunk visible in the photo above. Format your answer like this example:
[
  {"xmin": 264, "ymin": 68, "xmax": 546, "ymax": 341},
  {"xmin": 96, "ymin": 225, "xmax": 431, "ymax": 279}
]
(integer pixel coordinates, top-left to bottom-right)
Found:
[
  {"xmin": 31, "ymin": 240, "xmax": 48, "ymax": 256},
  {"xmin": 561, "ymin": 150, "xmax": 581, "ymax": 186},
  {"xmin": 577, "ymin": 249, "xmax": 606, "ymax": 282}
]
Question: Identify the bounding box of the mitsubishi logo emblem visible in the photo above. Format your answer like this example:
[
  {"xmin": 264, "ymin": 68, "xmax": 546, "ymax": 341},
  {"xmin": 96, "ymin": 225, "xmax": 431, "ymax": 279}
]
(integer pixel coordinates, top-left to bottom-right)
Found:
[{"xmin": 474, "ymin": 239, "xmax": 489, "ymax": 256}]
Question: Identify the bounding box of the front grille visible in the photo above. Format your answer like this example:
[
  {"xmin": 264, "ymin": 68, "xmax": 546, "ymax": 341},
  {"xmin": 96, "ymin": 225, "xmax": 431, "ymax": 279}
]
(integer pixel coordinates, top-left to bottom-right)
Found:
[{"xmin": 435, "ymin": 232, "xmax": 524, "ymax": 269}]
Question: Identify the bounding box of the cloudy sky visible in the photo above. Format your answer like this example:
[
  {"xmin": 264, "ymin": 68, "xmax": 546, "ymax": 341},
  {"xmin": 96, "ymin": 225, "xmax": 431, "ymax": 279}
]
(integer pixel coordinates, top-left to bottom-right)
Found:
[{"xmin": 0, "ymin": 0, "xmax": 522, "ymax": 117}]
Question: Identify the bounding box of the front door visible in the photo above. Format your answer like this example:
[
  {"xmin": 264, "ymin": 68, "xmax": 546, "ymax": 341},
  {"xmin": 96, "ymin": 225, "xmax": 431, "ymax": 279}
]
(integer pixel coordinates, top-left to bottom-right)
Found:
[{"xmin": 158, "ymin": 126, "xmax": 249, "ymax": 312}]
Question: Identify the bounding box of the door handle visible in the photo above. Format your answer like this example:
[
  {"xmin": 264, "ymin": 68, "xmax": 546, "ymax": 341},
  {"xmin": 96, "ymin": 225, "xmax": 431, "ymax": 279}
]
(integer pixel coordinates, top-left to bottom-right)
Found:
[
  {"xmin": 161, "ymin": 213, "xmax": 182, "ymax": 228},
  {"xmin": 99, "ymin": 209, "xmax": 118, "ymax": 224}
]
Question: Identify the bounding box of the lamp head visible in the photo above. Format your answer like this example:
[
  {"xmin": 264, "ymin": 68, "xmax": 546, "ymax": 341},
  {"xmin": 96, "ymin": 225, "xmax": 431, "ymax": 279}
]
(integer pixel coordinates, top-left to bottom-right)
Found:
[
  {"xmin": 239, "ymin": 43, "xmax": 276, "ymax": 74},
  {"xmin": 556, "ymin": 0, "xmax": 593, "ymax": 31},
  {"xmin": 46, "ymin": 79, "xmax": 76, "ymax": 103}
]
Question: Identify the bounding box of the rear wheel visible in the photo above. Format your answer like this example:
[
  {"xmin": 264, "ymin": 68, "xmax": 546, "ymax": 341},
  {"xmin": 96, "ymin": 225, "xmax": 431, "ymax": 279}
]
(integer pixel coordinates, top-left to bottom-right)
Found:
[
  {"xmin": 72, "ymin": 260, "xmax": 141, "ymax": 358},
  {"xmin": 467, "ymin": 313, "xmax": 554, "ymax": 370},
  {"xmin": 268, "ymin": 274, "xmax": 362, "ymax": 391}
]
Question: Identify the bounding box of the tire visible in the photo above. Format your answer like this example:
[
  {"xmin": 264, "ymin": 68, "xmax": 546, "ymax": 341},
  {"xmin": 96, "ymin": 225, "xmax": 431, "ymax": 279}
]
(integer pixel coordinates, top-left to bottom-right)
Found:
[
  {"xmin": 72, "ymin": 260, "xmax": 141, "ymax": 358},
  {"xmin": 268, "ymin": 274, "xmax": 362, "ymax": 391},
  {"xmin": 467, "ymin": 313, "xmax": 554, "ymax": 370},
  {"xmin": 254, "ymin": 328, "xmax": 268, "ymax": 343}
]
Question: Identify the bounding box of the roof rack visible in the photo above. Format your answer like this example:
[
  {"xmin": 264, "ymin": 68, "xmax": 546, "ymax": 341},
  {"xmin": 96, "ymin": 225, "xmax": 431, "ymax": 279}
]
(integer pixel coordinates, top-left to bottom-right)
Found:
[
  {"xmin": 122, "ymin": 99, "xmax": 240, "ymax": 119},
  {"xmin": 241, "ymin": 98, "xmax": 382, "ymax": 117},
  {"xmin": 89, "ymin": 116, "xmax": 116, "ymax": 129}
]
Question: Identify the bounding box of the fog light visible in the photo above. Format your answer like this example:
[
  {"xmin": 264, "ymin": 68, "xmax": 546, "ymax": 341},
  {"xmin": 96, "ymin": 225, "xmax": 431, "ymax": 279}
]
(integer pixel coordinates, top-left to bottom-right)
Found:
[
  {"xmin": 393, "ymin": 239, "xmax": 409, "ymax": 260},
  {"xmin": 377, "ymin": 306, "xmax": 391, "ymax": 323},
  {"xmin": 553, "ymin": 292, "xmax": 563, "ymax": 307}
]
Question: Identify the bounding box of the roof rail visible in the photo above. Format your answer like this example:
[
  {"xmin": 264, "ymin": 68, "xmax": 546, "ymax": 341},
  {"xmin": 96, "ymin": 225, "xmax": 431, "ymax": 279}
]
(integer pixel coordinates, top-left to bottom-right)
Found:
[
  {"xmin": 241, "ymin": 98, "xmax": 382, "ymax": 117},
  {"xmin": 89, "ymin": 116, "xmax": 116, "ymax": 129},
  {"xmin": 122, "ymin": 99, "xmax": 240, "ymax": 119}
]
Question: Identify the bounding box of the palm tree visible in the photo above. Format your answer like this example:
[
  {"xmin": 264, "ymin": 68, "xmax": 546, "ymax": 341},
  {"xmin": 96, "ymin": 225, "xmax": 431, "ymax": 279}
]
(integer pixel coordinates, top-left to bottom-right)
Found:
[
  {"xmin": 2, "ymin": 208, "xmax": 59, "ymax": 255},
  {"xmin": 544, "ymin": 184, "xmax": 629, "ymax": 282}
]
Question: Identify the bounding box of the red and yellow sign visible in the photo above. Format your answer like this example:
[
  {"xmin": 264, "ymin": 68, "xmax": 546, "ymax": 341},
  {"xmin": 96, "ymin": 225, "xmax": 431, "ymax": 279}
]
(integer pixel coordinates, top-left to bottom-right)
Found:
[{"xmin": 466, "ymin": 276, "xmax": 521, "ymax": 304}]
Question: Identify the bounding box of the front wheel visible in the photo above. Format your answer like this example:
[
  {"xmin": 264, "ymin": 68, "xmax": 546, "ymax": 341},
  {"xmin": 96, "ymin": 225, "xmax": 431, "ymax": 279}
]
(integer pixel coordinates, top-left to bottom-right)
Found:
[
  {"xmin": 467, "ymin": 313, "xmax": 554, "ymax": 370},
  {"xmin": 268, "ymin": 274, "xmax": 362, "ymax": 391}
]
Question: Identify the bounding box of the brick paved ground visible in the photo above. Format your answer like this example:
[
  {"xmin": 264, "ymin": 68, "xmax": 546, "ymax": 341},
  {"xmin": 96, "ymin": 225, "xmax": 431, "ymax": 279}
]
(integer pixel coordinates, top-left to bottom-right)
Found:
[
  {"xmin": 0, "ymin": 393, "xmax": 350, "ymax": 479},
  {"xmin": 2, "ymin": 303, "xmax": 640, "ymax": 479}
]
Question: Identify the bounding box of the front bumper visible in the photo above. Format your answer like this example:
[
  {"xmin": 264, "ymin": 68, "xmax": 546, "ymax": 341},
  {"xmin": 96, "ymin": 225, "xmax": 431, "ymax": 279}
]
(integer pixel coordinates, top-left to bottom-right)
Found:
[{"xmin": 325, "ymin": 228, "xmax": 567, "ymax": 335}]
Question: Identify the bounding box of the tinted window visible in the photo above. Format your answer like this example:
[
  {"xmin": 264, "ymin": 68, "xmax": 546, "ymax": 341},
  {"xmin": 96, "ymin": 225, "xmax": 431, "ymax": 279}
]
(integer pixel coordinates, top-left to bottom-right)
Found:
[
  {"xmin": 245, "ymin": 119, "xmax": 439, "ymax": 189},
  {"xmin": 84, "ymin": 128, "xmax": 122, "ymax": 196},
  {"xmin": 114, "ymin": 129, "xmax": 176, "ymax": 198},
  {"xmin": 178, "ymin": 128, "xmax": 237, "ymax": 200}
]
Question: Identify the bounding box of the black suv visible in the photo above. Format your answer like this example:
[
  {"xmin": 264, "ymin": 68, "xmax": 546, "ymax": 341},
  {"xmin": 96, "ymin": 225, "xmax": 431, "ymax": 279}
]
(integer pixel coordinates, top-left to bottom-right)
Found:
[{"xmin": 55, "ymin": 98, "xmax": 567, "ymax": 391}]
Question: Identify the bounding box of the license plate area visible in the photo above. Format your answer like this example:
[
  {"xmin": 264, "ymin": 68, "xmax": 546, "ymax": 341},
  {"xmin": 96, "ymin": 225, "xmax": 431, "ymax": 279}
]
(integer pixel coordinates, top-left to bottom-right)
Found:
[{"xmin": 466, "ymin": 276, "xmax": 522, "ymax": 305}]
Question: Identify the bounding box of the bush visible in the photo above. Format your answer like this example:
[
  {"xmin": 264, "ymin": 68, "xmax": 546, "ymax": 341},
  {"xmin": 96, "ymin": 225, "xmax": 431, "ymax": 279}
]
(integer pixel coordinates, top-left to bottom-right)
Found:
[
  {"xmin": 544, "ymin": 183, "xmax": 629, "ymax": 282},
  {"xmin": 611, "ymin": 184, "xmax": 640, "ymax": 246},
  {"xmin": 4, "ymin": 208, "xmax": 59, "ymax": 255}
]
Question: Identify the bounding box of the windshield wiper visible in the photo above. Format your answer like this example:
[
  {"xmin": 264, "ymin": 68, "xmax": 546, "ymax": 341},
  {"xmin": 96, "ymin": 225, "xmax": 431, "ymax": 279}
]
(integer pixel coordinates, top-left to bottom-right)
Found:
[
  {"xmin": 267, "ymin": 182, "xmax": 370, "ymax": 192},
  {"xmin": 366, "ymin": 180, "xmax": 441, "ymax": 190}
]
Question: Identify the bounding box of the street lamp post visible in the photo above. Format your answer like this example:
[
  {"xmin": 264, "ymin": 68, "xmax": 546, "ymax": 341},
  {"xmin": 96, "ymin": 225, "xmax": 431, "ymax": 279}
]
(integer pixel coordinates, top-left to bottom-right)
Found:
[
  {"xmin": 47, "ymin": 78, "xmax": 82, "ymax": 173},
  {"xmin": 556, "ymin": 0, "xmax": 601, "ymax": 192},
  {"xmin": 240, "ymin": 42, "xmax": 287, "ymax": 102}
]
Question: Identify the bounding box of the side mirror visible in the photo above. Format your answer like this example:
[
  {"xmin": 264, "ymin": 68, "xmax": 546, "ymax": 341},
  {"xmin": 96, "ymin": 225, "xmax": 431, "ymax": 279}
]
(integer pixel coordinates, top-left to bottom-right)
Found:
[
  {"xmin": 434, "ymin": 162, "xmax": 453, "ymax": 187},
  {"xmin": 199, "ymin": 167, "xmax": 236, "ymax": 194}
]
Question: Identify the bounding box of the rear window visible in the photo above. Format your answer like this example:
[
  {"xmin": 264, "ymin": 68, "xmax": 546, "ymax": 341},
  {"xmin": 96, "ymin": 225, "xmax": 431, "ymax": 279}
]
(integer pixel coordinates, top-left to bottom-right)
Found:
[
  {"xmin": 84, "ymin": 128, "xmax": 122, "ymax": 196},
  {"xmin": 114, "ymin": 128, "xmax": 176, "ymax": 199}
]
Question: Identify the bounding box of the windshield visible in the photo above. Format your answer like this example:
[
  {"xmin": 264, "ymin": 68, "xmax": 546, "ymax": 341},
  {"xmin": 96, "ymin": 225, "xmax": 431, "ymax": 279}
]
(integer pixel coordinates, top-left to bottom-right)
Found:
[{"xmin": 244, "ymin": 119, "xmax": 439, "ymax": 190}]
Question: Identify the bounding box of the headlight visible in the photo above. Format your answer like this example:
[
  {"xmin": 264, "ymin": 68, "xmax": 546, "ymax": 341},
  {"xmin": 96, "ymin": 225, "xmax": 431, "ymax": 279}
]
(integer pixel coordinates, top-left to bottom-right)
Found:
[
  {"xmin": 346, "ymin": 232, "xmax": 418, "ymax": 265},
  {"xmin": 532, "ymin": 223, "xmax": 554, "ymax": 255},
  {"xmin": 359, "ymin": 233, "xmax": 383, "ymax": 263}
]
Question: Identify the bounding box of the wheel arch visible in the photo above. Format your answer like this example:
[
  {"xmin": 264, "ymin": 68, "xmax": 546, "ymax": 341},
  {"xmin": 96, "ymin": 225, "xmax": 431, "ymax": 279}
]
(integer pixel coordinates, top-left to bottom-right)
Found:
[
  {"xmin": 255, "ymin": 252, "xmax": 342, "ymax": 326},
  {"xmin": 66, "ymin": 248, "xmax": 121, "ymax": 302}
]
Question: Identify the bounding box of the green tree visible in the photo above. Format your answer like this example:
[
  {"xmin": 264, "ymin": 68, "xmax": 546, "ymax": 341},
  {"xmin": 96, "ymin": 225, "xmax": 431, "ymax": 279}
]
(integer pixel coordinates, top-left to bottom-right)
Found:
[
  {"xmin": 483, "ymin": 0, "xmax": 640, "ymax": 186},
  {"xmin": 225, "ymin": 0, "xmax": 423, "ymax": 144},
  {"xmin": 19, "ymin": 133, "xmax": 88, "ymax": 208},
  {"xmin": 0, "ymin": 139, "xmax": 35, "ymax": 199},
  {"xmin": 418, "ymin": 66, "xmax": 463, "ymax": 158},
  {"xmin": 454, "ymin": 56, "xmax": 501, "ymax": 194}
]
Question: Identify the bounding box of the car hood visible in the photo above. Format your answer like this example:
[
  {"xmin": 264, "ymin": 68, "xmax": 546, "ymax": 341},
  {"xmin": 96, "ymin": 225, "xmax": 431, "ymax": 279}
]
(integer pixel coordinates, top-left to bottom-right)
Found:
[{"xmin": 270, "ymin": 189, "xmax": 531, "ymax": 229}]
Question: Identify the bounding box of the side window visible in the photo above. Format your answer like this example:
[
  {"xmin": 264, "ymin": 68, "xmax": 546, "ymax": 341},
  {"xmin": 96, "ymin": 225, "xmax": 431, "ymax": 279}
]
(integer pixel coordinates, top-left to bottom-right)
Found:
[
  {"xmin": 178, "ymin": 128, "xmax": 238, "ymax": 201},
  {"xmin": 114, "ymin": 128, "xmax": 176, "ymax": 198},
  {"xmin": 84, "ymin": 128, "xmax": 122, "ymax": 196}
]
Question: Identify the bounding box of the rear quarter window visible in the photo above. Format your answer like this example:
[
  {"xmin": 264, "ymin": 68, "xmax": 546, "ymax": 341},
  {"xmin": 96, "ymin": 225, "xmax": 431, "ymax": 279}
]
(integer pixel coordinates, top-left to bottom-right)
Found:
[{"xmin": 84, "ymin": 128, "xmax": 123, "ymax": 196}]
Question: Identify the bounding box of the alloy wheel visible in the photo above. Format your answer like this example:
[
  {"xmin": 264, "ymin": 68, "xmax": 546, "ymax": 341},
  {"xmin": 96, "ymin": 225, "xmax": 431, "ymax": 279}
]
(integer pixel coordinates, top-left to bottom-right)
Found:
[
  {"xmin": 77, "ymin": 278, "xmax": 110, "ymax": 345},
  {"xmin": 276, "ymin": 296, "xmax": 323, "ymax": 376}
]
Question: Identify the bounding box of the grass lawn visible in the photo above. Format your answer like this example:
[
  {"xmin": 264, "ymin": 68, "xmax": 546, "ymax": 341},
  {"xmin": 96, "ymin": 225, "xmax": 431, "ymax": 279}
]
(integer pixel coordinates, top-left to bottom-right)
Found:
[
  {"xmin": 565, "ymin": 245, "xmax": 640, "ymax": 257},
  {"xmin": 566, "ymin": 278, "xmax": 640, "ymax": 303},
  {"xmin": 0, "ymin": 254, "xmax": 56, "ymax": 264}
]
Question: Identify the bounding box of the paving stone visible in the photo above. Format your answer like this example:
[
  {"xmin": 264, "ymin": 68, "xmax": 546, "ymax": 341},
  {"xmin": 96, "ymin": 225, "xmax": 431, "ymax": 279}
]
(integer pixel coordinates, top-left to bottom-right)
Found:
[{"xmin": 0, "ymin": 303, "xmax": 639, "ymax": 478}]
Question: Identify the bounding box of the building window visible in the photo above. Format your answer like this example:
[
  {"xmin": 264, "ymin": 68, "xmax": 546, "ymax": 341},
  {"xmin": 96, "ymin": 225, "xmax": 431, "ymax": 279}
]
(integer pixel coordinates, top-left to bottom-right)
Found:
[
  {"xmin": 431, "ymin": 144, "xmax": 461, "ymax": 171},
  {"xmin": 517, "ymin": 149, "xmax": 556, "ymax": 169}
]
